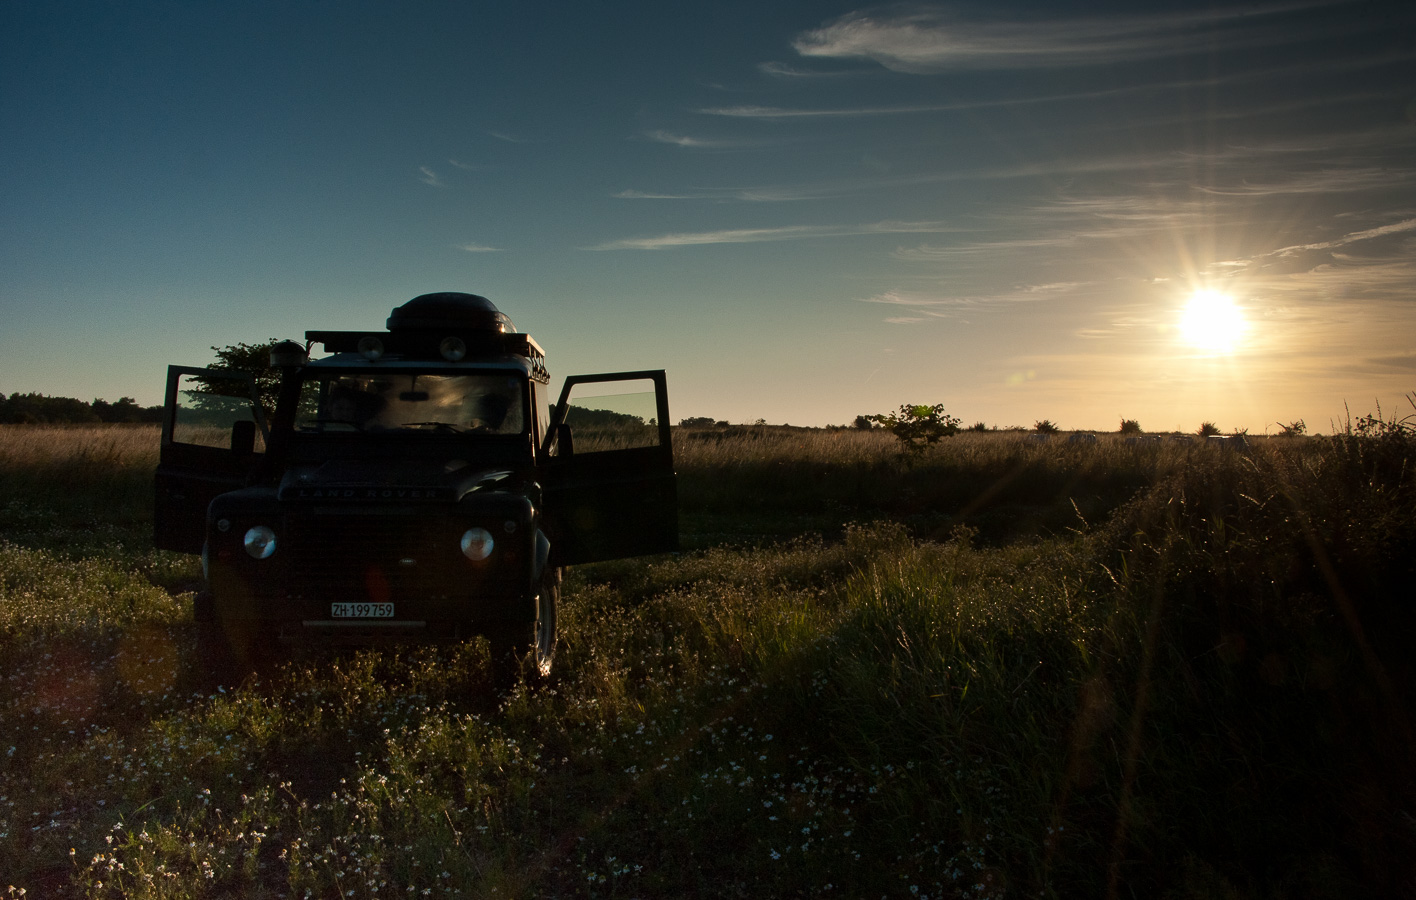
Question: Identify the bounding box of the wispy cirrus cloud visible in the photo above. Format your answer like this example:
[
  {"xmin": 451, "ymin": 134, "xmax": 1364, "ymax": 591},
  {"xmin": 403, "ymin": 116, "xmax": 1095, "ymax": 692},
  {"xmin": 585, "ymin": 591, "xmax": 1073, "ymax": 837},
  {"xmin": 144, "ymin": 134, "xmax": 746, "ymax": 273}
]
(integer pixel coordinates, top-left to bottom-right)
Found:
[
  {"xmin": 643, "ymin": 130, "xmax": 756, "ymax": 149},
  {"xmin": 613, "ymin": 189, "xmax": 703, "ymax": 200},
  {"xmin": 757, "ymin": 60, "xmax": 857, "ymax": 79},
  {"xmin": 419, "ymin": 166, "xmax": 446, "ymax": 188},
  {"xmin": 613, "ymin": 150, "xmax": 1204, "ymax": 209},
  {"xmin": 1192, "ymin": 166, "xmax": 1416, "ymax": 197},
  {"xmin": 893, "ymin": 236, "xmax": 1085, "ymax": 261},
  {"xmin": 1271, "ymin": 217, "xmax": 1416, "ymax": 255},
  {"xmin": 697, "ymin": 80, "xmax": 1231, "ymax": 119},
  {"xmin": 587, "ymin": 220, "xmax": 952, "ymax": 251},
  {"xmin": 1207, "ymin": 216, "xmax": 1416, "ymax": 282},
  {"xmin": 613, "ymin": 183, "xmax": 851, "ymax": 202},
  {"xmin": 645, "ymin": 130, "xmax": 714, "ymax": 147},
  {"xmin": 459, "ymin": 243, "xmax": 503, "ymax": 253},
  {"xmin": 792, "ymin": 3, "xmax": 1348, "ymax": 72},
  {"xmin": 859, "ymin": 282, "xmax": 1088, "ymax": 320},
  {"xmin": 699, "ymin": 102, "xmax": 962, "ymax": 118}
]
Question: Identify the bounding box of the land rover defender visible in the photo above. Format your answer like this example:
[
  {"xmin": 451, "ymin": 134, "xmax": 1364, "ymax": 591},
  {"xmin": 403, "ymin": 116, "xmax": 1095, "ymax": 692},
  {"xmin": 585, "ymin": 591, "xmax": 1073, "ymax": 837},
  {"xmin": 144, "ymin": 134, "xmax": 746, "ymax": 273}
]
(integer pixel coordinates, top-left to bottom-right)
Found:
[{"xmin": 153, "ymin": 292, "xmax": 678, "ymax": 675}]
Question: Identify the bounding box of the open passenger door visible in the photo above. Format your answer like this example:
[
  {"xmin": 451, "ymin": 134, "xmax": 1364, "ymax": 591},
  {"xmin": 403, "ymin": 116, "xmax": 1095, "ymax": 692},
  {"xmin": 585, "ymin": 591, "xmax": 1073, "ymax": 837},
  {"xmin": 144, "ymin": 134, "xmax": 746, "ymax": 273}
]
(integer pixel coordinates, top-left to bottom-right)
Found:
[
  {"xmin": 542, "ymin": 370, "xmax": 677, "ymax": 566},
  {"xmin": 153, "ymin": 366, "xmax": 269, "ymax": 554}
]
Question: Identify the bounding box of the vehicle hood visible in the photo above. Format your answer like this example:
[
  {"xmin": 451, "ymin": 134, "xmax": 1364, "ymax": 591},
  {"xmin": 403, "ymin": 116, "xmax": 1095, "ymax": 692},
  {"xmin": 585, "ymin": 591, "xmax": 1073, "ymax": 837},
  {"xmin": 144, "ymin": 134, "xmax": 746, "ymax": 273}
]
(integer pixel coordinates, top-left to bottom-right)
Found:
[{"xmin": 278, "ymin": 458, "xmax": 520, "ymax": 502}]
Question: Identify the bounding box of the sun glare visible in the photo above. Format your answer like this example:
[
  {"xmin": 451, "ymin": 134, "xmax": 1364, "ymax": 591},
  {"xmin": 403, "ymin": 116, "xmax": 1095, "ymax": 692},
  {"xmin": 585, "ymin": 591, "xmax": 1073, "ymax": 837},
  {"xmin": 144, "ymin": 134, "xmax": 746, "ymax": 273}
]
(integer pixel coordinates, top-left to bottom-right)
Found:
[{"xmin": 1179, "ymin": 289, "xmax": 1247, "ymax": 352}]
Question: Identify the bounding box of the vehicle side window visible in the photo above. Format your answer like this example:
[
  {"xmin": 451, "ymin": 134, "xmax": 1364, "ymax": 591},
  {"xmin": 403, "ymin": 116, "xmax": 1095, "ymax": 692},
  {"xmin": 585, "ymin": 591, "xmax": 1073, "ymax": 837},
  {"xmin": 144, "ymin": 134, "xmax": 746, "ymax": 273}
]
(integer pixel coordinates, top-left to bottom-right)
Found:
[
  {"xmin": 561, "ymin": 378, "xmax": 662, "ymax": 453},
  {"xmin": 533, "ymin": 382, "xmax": 551, "ymax": 450},
  {"xmin": 170, "ymin": 370, "xmax": 267, "ymax": 452}
]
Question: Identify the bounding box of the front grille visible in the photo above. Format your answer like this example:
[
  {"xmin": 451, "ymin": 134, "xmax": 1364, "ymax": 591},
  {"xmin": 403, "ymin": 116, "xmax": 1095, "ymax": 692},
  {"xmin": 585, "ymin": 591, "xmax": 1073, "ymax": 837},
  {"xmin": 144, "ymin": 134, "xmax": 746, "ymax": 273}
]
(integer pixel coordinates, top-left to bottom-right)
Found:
[{"xmin": 283, "ymin": 513, "xmax": 470, "ymax": 601}]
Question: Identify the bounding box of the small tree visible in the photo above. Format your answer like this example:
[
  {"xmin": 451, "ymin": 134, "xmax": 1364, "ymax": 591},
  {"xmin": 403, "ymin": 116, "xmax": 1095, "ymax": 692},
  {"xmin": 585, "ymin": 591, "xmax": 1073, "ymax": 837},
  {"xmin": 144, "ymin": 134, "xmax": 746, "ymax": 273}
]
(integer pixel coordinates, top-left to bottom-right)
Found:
[
  {"xmin": 852, "ymin": 414, "xmax": 877, "ymax": 430},
  {"xmin": 1034, "ymin": 419, "xmax": 1060, "ymax": 434},
  {"xmin": 870, "ymin": 403, "xmax": 960, "ymax": 453},
  {"xmin": 190, "ymin": 339, "xmax": 284, "ymax": 417},
  {"xmin": 1277, "ymin": 419, "xmax": 1306, "ymax": 436},
  {"xmin": 1198, "ymin": 421, "xmax": 1222, "ymax": 437},
  {"xmin": 1119, "ymin": 418, "xmax": 1142, "ymax": 434}
]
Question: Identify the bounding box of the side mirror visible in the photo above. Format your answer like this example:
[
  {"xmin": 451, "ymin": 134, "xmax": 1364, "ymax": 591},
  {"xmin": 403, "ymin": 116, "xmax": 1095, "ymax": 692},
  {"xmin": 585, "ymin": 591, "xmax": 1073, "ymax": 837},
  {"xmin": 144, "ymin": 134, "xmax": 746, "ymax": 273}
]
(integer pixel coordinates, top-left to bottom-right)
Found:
[
  {"xmin": 231, "ymin": 419, "xmax": 257, "ymax": 455},
  {"xmin": 556, "ymin": 422, "xmax": 574, "ymax": 458}
]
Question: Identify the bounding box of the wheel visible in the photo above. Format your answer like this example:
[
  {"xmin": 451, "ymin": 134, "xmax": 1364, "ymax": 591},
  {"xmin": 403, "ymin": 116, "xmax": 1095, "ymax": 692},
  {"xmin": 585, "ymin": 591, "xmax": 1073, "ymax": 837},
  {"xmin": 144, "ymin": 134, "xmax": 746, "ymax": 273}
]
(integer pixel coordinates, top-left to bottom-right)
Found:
[
  {"xmin": 487, "ymin": 566, "xmax": 559, "ymax": 685},
  {"xmin": 529, "ymin": 565, "xmax": 560, "ymax": 678}
]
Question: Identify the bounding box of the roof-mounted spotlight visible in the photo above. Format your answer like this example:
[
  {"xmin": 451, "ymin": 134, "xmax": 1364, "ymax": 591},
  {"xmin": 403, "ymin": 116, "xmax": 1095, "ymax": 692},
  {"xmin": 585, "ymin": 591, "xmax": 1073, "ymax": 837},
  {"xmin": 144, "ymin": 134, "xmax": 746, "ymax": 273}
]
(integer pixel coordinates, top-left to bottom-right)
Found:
[
  {"xmin": 357, "ymin": 336, "xmax": 385, "ymax": 360},
  {"xmin": 269, "ymin": 339, "xmax": 309, "ymax": 369},
  {"xmin": 439, "ymin": 336, "xmax": 467, "ymax": 361}
]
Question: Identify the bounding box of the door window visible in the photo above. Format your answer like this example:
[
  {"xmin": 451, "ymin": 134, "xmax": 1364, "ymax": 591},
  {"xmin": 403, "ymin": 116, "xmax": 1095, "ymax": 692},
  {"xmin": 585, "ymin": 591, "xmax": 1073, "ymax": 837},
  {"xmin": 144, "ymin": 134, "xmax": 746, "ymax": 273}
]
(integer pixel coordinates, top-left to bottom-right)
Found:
[
  {"xmin": 169, "ymin": 370, "xmax": 267, "ymax": 452},
  {"xmin": 560, "ymin": 379, "xmax": 663, "ymax": 452}
]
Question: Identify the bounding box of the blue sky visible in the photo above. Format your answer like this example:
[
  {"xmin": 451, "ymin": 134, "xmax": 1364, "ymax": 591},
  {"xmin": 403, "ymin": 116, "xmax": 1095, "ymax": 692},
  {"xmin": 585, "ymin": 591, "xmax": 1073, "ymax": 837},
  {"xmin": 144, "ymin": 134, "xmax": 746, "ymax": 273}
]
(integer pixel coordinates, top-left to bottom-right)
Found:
[{"xmin": 3, "ymin": 0, "xmax": 1414, "ymax": 431}]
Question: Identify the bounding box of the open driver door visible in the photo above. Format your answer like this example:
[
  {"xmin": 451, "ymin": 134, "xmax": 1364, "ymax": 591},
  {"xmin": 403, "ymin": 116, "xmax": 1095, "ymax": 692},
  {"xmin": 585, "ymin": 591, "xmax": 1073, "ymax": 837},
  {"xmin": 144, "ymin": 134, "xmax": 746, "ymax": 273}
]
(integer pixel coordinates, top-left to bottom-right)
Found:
[
  {"xmin": 541, "ymin": 370, "xmax": 677, "ymax": 566},
  {"xmin": 153, "ymin": 366, "xmax": 269, "ymax": 554}
]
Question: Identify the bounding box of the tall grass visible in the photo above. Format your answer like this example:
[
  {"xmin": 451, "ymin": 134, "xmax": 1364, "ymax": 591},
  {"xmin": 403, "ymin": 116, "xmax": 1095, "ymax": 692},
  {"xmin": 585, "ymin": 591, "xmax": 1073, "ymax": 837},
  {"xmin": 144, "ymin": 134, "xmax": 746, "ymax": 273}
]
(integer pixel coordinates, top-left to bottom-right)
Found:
[
  {"xmin": 1, "ymin": 420, "xmax": 1413, "ymax": 896},
  {"xmin": 677, "ymin": 426, "xmax": 1238, "ymax": 545},
  {"xmin": 0, "ymin": 425, "xmax": 160, "ymax": 556}
]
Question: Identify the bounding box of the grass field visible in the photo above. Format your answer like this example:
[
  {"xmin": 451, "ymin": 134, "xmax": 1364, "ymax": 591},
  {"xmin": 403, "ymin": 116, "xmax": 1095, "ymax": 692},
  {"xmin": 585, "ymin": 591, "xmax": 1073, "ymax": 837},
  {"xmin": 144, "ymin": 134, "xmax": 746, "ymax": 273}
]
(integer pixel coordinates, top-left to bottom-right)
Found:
[{"xmin": 2, "ymin": 416, "xmax": 1414, "ymax": 898}]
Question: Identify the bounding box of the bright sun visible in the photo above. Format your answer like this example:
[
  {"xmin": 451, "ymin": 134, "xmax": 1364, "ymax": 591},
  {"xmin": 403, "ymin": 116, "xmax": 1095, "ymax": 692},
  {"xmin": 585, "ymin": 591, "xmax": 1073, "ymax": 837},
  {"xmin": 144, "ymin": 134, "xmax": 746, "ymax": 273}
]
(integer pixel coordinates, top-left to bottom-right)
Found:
[{"xmin": 1179, "ymin": 289, "xmax": 1247, "ymax": 352}]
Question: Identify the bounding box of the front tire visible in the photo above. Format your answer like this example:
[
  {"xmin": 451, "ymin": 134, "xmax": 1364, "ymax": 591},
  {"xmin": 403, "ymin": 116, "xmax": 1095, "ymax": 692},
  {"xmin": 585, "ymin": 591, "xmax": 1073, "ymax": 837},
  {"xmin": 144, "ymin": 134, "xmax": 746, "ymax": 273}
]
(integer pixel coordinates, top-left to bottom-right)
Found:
[
  {"xmin": 529, "ymin": 565, "xmax": 560, "ymax": 678},
  {"xmin": 488, "ymin": 566, "xmax": 559, "ymax": 684}
]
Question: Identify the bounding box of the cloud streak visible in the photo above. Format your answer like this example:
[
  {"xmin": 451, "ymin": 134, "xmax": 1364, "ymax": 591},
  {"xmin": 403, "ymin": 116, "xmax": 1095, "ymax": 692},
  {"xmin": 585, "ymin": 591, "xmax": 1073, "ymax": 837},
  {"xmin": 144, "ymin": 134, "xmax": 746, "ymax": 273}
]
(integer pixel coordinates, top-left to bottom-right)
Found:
[
  {"xmin": 587, "ymin": 220, "xmax": 953, "ymax": 250},
  {"xmin": 698, "ymin": 102, "xmax": 967, "ymax": 119},
  {"xmin": 859, "ymin": 282, "xmax": 1088, "ymax": 317},
  {"xmin": 643, "ymin": 130, "xmax": 759, "ymax": 149},
  {"xmin": 792, "ymin": 3, "xmax": 1351, "ymax": 72},
  {"xmin": 1273, "ymin": 217, "xmax": 1416, "ymax": 255}
]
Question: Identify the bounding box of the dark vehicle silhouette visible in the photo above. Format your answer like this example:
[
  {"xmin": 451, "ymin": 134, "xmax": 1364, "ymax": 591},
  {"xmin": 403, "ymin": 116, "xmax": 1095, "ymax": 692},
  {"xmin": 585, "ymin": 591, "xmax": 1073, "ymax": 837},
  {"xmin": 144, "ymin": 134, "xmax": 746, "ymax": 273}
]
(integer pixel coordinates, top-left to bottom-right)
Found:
[{"xmin": 154, "ymin": 292, "xmax": 677, "ymax": 676}]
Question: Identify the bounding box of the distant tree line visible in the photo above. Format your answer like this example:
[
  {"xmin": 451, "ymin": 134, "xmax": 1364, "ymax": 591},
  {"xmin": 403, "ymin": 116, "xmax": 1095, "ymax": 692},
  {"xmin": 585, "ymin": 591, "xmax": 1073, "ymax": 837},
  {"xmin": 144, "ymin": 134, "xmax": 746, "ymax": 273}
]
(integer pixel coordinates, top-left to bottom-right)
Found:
[{"xmin": 0, "ymin": 392, "xmax": 163, "ymax": 424}]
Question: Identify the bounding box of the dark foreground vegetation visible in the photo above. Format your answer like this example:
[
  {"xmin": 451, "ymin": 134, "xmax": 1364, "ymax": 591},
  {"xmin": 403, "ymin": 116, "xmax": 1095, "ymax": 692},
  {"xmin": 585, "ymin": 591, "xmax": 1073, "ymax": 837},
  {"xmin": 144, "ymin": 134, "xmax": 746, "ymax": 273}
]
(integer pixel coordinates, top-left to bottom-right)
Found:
[{"xmin": 1, "ymin": 412, "xmax": 1414, "ymax": 898}]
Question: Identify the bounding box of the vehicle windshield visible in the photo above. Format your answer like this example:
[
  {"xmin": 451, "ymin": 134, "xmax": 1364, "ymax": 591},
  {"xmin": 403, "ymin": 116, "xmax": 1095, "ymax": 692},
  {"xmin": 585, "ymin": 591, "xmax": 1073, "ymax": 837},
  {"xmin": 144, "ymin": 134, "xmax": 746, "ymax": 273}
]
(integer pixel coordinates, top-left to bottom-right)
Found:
[{"xmin": 295, "ymin": 372, "xmax": 526, "ymax": 435}]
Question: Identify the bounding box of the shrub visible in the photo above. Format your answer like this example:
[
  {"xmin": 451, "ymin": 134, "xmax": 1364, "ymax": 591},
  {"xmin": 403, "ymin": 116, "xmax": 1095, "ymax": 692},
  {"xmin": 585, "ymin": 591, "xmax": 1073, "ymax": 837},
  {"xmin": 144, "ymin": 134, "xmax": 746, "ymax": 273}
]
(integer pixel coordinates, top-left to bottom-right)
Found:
[
  {"xmin": 967, "ymin": 421, "xmax": 990, "ymax": 433},
  {"xmin": 1119, "ymin": 418, "xmax": 1142, "ymax": 434},
  {"xmin": 1034, "ymin": 419, "xmax": 1060, "ymax": 434},
  {"xmin": 1198, "ymin": 421, "xmax": 1222, "ymax": 437}
]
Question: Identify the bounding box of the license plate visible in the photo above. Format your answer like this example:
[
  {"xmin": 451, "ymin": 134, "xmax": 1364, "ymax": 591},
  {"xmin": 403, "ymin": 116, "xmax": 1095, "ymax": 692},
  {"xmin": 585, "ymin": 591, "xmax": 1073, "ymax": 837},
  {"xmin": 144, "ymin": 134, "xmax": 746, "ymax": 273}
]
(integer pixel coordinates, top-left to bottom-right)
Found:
[{"xmin": 331, "ymin": 602, "xmax": 394, "ymax": 618}]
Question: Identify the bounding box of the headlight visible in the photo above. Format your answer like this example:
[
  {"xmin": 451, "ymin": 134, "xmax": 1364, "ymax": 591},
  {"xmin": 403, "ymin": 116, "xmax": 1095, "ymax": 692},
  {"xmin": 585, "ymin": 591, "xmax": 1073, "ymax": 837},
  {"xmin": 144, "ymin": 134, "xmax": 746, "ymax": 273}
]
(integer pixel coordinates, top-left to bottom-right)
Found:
[
  {"xmin": 244, "ymin": 525, "xmax": 277, "ymax": 559},
  {"xmin": 460, "ymin": 527, "xmax": 494, "ymax": 561}
]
